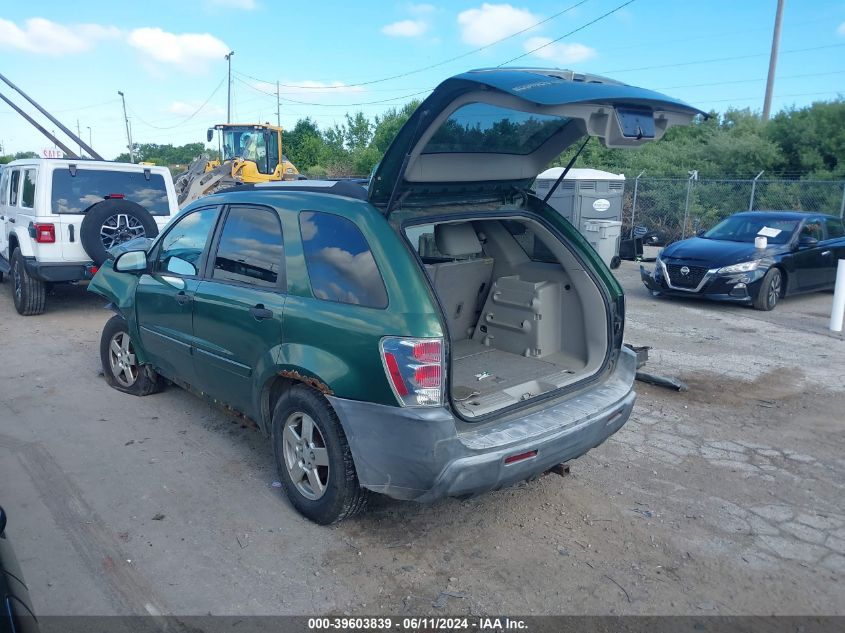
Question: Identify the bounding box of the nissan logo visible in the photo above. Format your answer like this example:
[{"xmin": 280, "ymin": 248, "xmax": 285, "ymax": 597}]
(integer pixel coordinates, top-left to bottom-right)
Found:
[{"xmin": 680, "ymin": 266, "xmax": 690, "ymax": 276}]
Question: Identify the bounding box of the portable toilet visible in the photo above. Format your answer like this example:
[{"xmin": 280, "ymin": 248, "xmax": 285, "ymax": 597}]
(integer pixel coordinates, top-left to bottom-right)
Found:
[{"xmin": 533, "ymin": 168, "xmax": 625, "ymax": 267}]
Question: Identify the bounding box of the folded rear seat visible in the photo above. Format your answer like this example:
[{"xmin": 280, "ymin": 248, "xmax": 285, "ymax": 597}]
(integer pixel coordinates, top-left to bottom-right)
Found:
[{"xmin": 427, "ymin": 224, "xmax": 494, "ymax": 341}]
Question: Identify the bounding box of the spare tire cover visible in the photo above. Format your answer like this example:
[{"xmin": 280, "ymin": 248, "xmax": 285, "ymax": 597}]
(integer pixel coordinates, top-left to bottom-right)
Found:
[{"xmin": 80, "ymin": 199, "xmax": 160, "ymax": 265}]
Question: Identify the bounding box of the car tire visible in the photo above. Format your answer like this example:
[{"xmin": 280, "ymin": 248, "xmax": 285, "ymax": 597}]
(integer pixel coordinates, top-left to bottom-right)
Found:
[
  {"xmin": 753, "ymin": 267, "xmax": 782, "ymax": 311},
  {"xmin": 80, "ymin": 200, "xmax": 159, "ymax": 266},
  {"xmin": 272, "ymin": 385, "xmax": 369, "ymax": 525},
  {"xmin": 100, "ymin": 315, "xmax": 162, "ymax": 396},
  {"xmin": 10, "ymin": 248, "xmax": 46, "ymax": 316},
  {"xmin": 610, "ymin": 255, "xmax": 621, "ymax": 269}
]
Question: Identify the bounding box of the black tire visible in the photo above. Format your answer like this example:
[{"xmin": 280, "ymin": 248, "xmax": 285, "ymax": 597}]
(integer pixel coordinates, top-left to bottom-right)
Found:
[
  {"xmin": 80, "ymin": 199, "xmax": 159, "ymax": 266},
  {"xmin": 272, "ymin": 385, "xmax": 369, "ymax": 524},
  {"xmin": 10, "ymin": 248, "xmax": 46, "ymax": 316},
  {"xmin": 610, "ymin": 255, "xmax": 622, "ymax": 269},
  {"xmin": 99, "ymin": 315, "xmax": 162, "ymax": 396},
  {"xmin": 753, "ymin": 267, "xmax": 782, "ymax": 311}
]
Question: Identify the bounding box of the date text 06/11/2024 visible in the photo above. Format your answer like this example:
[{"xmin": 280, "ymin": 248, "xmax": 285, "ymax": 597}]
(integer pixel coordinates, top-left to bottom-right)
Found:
[{"xmin": 306, "ymin": 617, "xmax": 528, "ymax": 630}]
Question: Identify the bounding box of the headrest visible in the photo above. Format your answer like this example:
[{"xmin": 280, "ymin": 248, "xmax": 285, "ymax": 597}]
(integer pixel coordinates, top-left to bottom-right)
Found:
[{"xmin": 434, "ymin": 223, "xmax": 482, "ymax": 257}]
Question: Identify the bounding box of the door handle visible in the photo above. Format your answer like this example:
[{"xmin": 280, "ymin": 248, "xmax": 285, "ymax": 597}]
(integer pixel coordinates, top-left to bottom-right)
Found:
[
  {"xmin": 821, "ymin": 250, "xmax": 832, "ymax": 256},
  {"xmin": 249, "ymin": 304, "xmax": 273, "ymax": 320},
  {"xmin": 175, "ymin": 291, "xmax": 191, "ymax": 305}
]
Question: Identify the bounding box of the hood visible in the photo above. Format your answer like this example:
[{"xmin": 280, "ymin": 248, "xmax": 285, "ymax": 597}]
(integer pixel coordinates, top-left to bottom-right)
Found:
[
  {"xmin": 369, "ymin": 68, "xmax": 706, "ymax": 211},
  {"xmin": 661, "ymin": 237, "xmax": 787, "ymax": 268}
]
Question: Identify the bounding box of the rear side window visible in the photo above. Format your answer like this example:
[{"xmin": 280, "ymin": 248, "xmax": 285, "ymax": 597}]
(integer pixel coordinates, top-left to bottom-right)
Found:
[
  {"xmin": 51, "ymin": 169, "xmax": 170, "ymax": 215},
  {"xmin": 212, "ymin": 205, "xmax": 285, "ymax": 288},
  {"xmin": 9, "ymin": 170, "xmax": 20, "ymax": 206},
  {"xmin": 825, "ymin": 217, "xmax": 845, "ymax": 239},
  {"xmin": 300, "ymin": 211, "xmax": 388, "ymax": 308},
  {"xmin": 501, "ymin": 220, "xmax": 559, "ymax": 263},
  {"xmin": 21, "ymin": 169, "xmax": 36, "ymax": 208}
]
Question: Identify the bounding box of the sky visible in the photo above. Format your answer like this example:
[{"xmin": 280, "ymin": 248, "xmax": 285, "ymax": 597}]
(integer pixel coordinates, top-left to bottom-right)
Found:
[{"xmin": 0, "ymin": 0, "xmax": 843, "ymax": 160}]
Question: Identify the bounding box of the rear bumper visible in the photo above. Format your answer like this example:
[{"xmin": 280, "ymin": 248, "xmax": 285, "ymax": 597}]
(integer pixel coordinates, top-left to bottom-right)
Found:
[
  {"xmin": 328, "ymin": 347, "xmax": 636, "ymax": 502},
  {"xmin": 23, "ymin": 259, "xmax": 95, "ymax": 282}
]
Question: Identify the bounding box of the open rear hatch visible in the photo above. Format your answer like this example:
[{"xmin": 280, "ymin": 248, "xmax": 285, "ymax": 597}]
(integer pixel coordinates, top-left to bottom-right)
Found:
[{"xmin": 374, "ymin": 68, "xmax": 703, "ymax": 418}]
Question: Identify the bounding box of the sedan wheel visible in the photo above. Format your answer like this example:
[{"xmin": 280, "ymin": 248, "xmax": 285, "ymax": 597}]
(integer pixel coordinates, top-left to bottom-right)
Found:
[
  {"xmin": 754, "ymin": 267, "xmax": 782, "ymax": 311},
  {"xmin": 282, "ymin": 412, "xmax": 330, "ymax": 501}
]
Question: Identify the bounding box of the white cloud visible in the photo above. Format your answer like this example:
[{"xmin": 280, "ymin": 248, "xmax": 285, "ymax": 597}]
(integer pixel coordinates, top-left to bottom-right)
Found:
[
  {"xmin": 457, "ymin": 3, "xmax": 538, "ymax": 46},
  {"xmin": 127, "ymin": 27, "xmax": 230, "ymax": 72},
  {"xmin": 409, "ymin": 3, "xmax": 436, "ymax": 15},
  {"xmin": 382, "ymin": 19, "xmax": 429, "ymax": 37},
  {"xmin": 166, "ymin": 101, "xmax": 225, "ymax": 117},
  {"xmin": 0, "ymin": 17, "xmax": 121, "ymax": 56},
  {"xmin": 837, "ymin": 21, "xmax": 845, "ymax": 36},
  {"xmin": 523, "ymin": 36, "xmax": 596, "ymax": 65},
  {"xmin": 206, "ymin": 0, "xmax": 257, "ymax": 8}
]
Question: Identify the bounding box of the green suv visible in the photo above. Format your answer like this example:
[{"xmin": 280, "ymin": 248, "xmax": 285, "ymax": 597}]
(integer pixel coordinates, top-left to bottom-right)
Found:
[{"xmin": 90, "ymin": 68, "xmax": 702, "ymax": 524}]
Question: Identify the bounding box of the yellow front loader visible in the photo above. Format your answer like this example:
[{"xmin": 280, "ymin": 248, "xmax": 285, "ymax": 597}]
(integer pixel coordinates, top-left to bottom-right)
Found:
[{"xmin": 175, "ymin": 123, "xmax": 303, "ymax": 208}]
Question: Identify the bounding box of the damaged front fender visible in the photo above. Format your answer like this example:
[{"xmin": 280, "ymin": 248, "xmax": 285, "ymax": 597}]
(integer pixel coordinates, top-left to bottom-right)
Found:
[{"xmin": 87, "ymin": 260, "xmax": 141, "ymax": 311}]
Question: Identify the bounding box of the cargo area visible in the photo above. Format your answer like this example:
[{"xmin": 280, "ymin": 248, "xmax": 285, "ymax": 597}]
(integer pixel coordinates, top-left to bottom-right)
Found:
[{"xmin": 405, "ymin": 215, "xmax": 609, "ymax": 419}]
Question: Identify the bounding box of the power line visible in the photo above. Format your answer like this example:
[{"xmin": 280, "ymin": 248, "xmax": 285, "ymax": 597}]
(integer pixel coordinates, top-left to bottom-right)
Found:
[
  {"xmin": 655, "ymin": 69, "xmax": 845, "ymax": 91},
  {"xmin": 600, "ymin": 43, "xmax": 845, "ymax": 75},
  {"xmin": 236, "ymin": 76, "xmax": 432, "ymax": 107},
  {"xmin": 707, "ymin": 90, "xmax": 843, "ymax": 104},
  {"xmin": 127, "ymin": 77, "xmax": 226, "ymax": 130},
  {"xmin": 499, "ymin": 0, "xmax": 637, "ymax": 66},
  {"xmin": 237, "ymin": 0, "xmax": 593, "ymax": 90}
]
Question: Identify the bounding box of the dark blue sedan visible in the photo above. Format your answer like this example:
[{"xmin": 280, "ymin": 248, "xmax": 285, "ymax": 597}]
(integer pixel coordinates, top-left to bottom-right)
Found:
[{"xmin": 641, "ymin": 211, "xmax": 845, "ymax": 310}]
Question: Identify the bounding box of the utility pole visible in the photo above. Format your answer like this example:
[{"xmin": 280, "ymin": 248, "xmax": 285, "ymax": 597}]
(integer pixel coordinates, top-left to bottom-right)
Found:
[
  {"xmin": 762, "ymin": 0, "xmax": 785, "ymax": 121},
  {"xmin": 86, "ymin": 126, "xmax": 92, "ymax": 150},
  {"xmin": 117, "ymin": 91, "xmax": 134, "ymax": 163},
  {"xmin": 276, "ymin": 80, "xmax": 281, "ymax": 127},
  {"xmin": 76, "ymin": 119, "xmax": 83, "ymax": 156},
  {"xmin": 225, "ymin": 50, "xmax": 235, "ymax": 123}
]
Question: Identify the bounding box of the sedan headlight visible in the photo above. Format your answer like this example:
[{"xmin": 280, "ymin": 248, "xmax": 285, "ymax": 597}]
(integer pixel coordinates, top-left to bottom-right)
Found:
[{"xmin": 718, "ymin": 261, "xmax": 760, "ymax": 274}]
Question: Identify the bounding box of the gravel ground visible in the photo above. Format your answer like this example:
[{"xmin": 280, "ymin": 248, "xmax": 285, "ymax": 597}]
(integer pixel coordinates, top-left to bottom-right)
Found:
[{"xmin": 0, "ymin": 261, "xmax": 843, "ymax": 616}]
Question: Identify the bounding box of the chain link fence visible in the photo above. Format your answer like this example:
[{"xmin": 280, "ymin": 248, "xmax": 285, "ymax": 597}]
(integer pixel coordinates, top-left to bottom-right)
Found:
[{"xmin": 623, "ymin": 177, "xmax": 845, "ymax": 243}]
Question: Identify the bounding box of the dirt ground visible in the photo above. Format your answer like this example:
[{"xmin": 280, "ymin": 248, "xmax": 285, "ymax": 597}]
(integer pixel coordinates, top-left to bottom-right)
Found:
[{"xmin": 1, "ymin": 261, "xmax": 843, "ymax": 616}]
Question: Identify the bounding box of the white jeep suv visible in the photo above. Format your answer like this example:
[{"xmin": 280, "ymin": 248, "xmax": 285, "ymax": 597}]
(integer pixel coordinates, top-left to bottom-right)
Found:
[{"xmin": 0, "ymin": 159, "xmax": 178, "ymax": 315}]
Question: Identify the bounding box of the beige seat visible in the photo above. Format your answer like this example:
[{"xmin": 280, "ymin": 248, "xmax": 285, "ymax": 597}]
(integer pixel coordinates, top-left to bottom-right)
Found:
[{"xmin": 427, "ymin": 224, "xmax": 494, "ymax": 340}]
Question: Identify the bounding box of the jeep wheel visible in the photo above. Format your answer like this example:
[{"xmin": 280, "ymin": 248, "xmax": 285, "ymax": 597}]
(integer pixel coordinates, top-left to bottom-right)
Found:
[
  {"xmin": 272, "ymin": 385, "xmax": 369, "ymax": 524},
  {"xmin": 80, "ymin": 199, "xmax": 159, "ymax": 266},
  {"xmin": 11, "ymin": 248, "xmax": 46, "ymax": 316},
  {"xmin": 99, "ymin": 315, "xmax": 162, "ymax": 396}
]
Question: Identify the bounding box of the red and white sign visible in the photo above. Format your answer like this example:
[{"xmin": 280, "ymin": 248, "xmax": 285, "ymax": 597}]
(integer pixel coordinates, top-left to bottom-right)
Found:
[{"xmin": 41, "ymin": 148, "xmax": 64, "ymax": 158}]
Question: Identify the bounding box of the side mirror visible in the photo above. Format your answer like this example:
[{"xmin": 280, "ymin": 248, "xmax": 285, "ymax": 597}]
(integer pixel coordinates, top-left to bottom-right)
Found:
[
  {"xmin": 207, "ymin": 128, "xmax": 214, "ymax": 143},
  {"xmin": 798, "ymin": 235, "xmax": 819, "ymax": 248},
  {"xmin": 696, "ymin": 229, "xmax": 707, "ymax": 237},
  {"xmin": 114, "ymin": 250, "xmax": 148, "ymax": 273}
]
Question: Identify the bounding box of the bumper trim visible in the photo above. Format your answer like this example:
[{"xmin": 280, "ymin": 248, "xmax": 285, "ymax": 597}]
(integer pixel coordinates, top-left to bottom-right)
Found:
[{"xmin": 23, "ymin": 259, "xmax": 93, "ymax": 282}]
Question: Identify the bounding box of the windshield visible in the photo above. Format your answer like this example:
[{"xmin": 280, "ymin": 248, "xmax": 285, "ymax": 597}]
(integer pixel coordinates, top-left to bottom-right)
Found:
[
  {"xmin": 51, "ymin": 169, "xmax": 170, "ymax": 215},
  {"xmin": 703, "ymin": 215, "xmax": 799, "ymax": 244}
]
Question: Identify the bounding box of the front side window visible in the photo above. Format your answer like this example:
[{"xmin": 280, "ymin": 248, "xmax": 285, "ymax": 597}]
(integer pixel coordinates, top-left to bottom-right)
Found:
[
  {"xmin": 9, "ymin": 170, "xmax": 20, "ymax": 206},
  {"xmin": 300, "ymin": 211, "xmax": 388, "ymax": 308},
  {"xmin": 824, "ymin": 217, "xmax": 844, "ymax": 239},
  {"xmin": 212, "ymin": 205, "xmax": 285, "ymax": 288},
  {"xmin": 51, "ymin": 168, "xmax": 170, "ymax": 215},
  {"xmin": 21, "ymin": 169, "xmax": 36, "ymax": 208},
  {"xmin": 155, "ymin": 207, "xmax": 219, "ymax": 276},
  {"xmin": 801, "ymin": 220, "xmax": 824, "ymax": 241}
]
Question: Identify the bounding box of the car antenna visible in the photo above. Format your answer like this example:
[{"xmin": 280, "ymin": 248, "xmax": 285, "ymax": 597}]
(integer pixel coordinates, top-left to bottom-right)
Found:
[{"xmin": 543, "ymin": 136, "xmax": 590, "ymax": 204}]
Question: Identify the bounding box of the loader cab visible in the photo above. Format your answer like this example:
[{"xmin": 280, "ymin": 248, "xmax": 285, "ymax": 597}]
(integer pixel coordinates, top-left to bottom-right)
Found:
[{"xmin": 214, "ymin": 124, "xmax": 281, "ymax": 176}]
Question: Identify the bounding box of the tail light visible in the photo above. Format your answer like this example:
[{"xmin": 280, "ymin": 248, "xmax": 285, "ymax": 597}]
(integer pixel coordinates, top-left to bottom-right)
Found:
[
  {"xmin": 34, "ymin": 223, "xmax": 56, "ymax": 243},
  {"xmin": 380, "ymin": 337, "xmax": 444, "ymax": 407}
]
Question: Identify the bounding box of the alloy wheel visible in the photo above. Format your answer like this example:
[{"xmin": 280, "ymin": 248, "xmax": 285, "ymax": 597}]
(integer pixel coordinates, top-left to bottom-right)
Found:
[
  {"xmin": 282, "ymin": 412, "xmax": 330, "ymax": 500},
  {"xmin": 100, "ymin": 214, "xmax": 147, "ymax": 250},
  {"xmin": 108, "ymin": 331, "xmax": 138, "ymax": 387},
  {"xmin": 12, "ymin": 261, "xmax": 22, "ymax": 303},
  {"xmin": 768, "ymin": 271, "xmax": 781, "ymax": 308}
]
